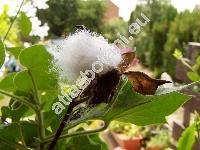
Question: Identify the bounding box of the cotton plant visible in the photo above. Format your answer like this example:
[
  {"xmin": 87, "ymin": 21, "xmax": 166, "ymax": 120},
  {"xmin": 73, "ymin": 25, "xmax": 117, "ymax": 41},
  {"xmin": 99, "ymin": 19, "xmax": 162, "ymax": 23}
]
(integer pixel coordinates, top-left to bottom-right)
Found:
[
  {"xmin": 49, "ymin": 29, "xmax": 122, "ymax": 82},
  {"xmin": 0, "ymin": 5, "xmax": 197, "ymax": 150}
]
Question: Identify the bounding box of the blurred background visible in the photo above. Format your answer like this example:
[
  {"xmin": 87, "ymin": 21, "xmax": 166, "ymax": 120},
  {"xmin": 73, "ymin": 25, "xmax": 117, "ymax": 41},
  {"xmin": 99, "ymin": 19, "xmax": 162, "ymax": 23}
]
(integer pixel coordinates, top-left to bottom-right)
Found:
[{"xmin": 0, "ymin": 0, "xmax": 200, "ymax": 149}]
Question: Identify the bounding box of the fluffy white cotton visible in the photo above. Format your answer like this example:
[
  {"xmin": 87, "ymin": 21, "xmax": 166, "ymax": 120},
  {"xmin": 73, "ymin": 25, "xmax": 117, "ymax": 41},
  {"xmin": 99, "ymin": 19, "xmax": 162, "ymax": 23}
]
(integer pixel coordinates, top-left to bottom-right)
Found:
[{"xmin": 48, "ymin": 30, "xmax": 122, "ymax": 82}]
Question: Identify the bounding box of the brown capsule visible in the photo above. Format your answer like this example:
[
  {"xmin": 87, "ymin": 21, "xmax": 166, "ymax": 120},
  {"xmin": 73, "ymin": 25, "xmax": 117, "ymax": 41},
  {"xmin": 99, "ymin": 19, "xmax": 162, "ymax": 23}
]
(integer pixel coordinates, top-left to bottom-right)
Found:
[{"xmin": 123, "ymin": 71, "xmax": 172, "ymax": 95}]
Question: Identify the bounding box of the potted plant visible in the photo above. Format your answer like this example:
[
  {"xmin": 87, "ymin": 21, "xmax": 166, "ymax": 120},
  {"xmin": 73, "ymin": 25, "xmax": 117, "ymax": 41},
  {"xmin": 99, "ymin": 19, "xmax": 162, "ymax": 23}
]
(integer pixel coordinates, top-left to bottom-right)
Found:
[
  {"xmin": 109, "ymin": 121, "xmax": 143, "ymax": 150},
  {"xmin": 146, "ymin": 129, "xmax": 170, "ymax": 150}
]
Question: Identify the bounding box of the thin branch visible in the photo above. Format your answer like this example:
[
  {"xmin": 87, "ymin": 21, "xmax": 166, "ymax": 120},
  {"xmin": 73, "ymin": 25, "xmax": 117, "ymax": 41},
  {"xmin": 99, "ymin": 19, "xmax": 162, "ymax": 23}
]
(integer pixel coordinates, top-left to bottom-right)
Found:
[
  {"xmin": 44, "ymin": 106, "xmax": 107, "ymax": 142},
  {"xmin": 3, "ymin": 0, "xmax": 25, "ymax": 42},
  {"xmin": 43, "ymin": 121, "xmax": 108, "ymax": 144},
  {"xmin": 0, "ymin": 89, "xmax": 37, "ymax": 111},
  {"xmin": 18, "ymin": 123, "xmax": 28, "ymax": 149},
  {"xmin": 48, "ymin": 101, "xmax": 75, "ymax": 150},
  {"xmin": 47, "ymin": 96, "xmax": 90, "ymax": 150},
  {"xmin": 27, "ymin": 70, "xmax": 45, "ymax": 144}
]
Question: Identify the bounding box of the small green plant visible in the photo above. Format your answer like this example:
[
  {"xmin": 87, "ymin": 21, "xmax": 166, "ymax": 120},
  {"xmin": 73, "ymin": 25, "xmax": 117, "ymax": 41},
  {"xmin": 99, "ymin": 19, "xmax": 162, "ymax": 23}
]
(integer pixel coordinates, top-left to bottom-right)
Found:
[
  {"xmin": 147, "ymin": 129, "xmax": 170, "ymax": 149},
  {"xmin": 109, "ymin": 121, "xmax": 141, "ymax": 138},
  {"xmin": 177, "ymin": 113, "xmax": 200, "ymax": 150},
  {"xmin": 174, "ymin": 49, "xmax": 200, "ymax": 150},
  {"xmin": 173, "ymin": 49, "xmax": 200, "ymax": 82}
]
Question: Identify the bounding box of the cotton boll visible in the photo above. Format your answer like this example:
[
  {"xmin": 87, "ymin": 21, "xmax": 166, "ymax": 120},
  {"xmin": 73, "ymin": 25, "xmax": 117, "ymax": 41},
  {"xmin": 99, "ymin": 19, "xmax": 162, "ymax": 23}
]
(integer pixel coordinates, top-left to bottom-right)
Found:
[{"xmin": 49, "ymin": 30, "xmax": 122, "ymax": 82}]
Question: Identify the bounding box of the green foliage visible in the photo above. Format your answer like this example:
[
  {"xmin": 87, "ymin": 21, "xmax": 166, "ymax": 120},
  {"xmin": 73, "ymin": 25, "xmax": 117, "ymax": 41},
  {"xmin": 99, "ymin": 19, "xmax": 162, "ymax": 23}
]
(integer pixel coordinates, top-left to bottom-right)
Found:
[
  {"xmin": 103, "ymin": 80, "xmax": 191, "ymax": 125},
  {"xmin": 129, "ymin": 0, "xmax": 177, "ymax": 76},
  {"xmin": 6, "ymin": 47, "xmax": 22, "ymax": 59},
  {"xmin": 164, "ymin": 10, "xmax": 200, "ymax": 75},
  {"xmin": 102, "ymin": 18, "xmax": 128, "ymax": 42},
  {"xmin": 19, "ymin": 45, "xmax": 52, "ymax": 69},
  {"xmin": 177, "ymin": 123, "xmax": 196, "ymax": 150},
  {"xmin": 0, "ymin": 5, "xmax": 21, "ymax": 46},
  {"xmin": 173, "ymin": 49, "xmax": 200, "ymax": 82},
  {"xmin": 77, "ymin": 0, "xmax": 106, "ymax": 33},
  {"xmin": 0, "ymin": 42, "xmax": 193, "ymax": 149},
  {"xmin": 36, "ymin": 0, "xmax": 106, "ymax": 36},
  {"xmin": 67, "ymin": 135, "xmax": 101, "ymax": 150},
  {"xmin": 0, "ymin": 3, "xmax": 195, "ymax": 149},
  {"xmin": 20, "ymin": 12, "xmax": 32, "ymax": 37},
  {"xmin": 173, "ymin": 49, "xmax": 183, "ymax": 59},
  {"xmin": 0, "ymin": 72, "xmax": 16, "ymax": 91},
  {"xmin": 147, "ymin": 129, "xmax": 170, "ymax": 148},
  {"xmin": 0, "ymin": 40, "xmax": 5, "ymax": 68},
  {"xmin": 187, "ymin": 55, "xmax": 200, "ymax": 82}
]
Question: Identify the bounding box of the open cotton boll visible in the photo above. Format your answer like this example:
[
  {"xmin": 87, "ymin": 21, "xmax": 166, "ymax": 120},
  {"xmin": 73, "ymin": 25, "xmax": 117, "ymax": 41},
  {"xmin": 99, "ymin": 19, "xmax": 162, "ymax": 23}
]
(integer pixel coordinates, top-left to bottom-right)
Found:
[{"xmin": 49, "ymin": 30, "xmax": 122, "ymax": 82}]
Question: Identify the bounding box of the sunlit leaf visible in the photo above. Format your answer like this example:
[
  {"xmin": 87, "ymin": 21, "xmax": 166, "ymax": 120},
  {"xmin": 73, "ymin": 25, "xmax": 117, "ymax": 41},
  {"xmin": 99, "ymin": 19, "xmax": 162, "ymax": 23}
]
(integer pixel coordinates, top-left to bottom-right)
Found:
[
  {"xmin": 0, "ymin": 40, "xmax": 5, "ymax": 68},
  {"xmin": 6, "ymin": 47, "xmax": 22, "ymax": 59},
  {"xmin": 19, "ymin": 45, "xmax": 52, "ymax": 69},
  {"xmin": 187, "ymin": 71, "xmax": 200, "ymax": 82},
  {"xmin": 177, "ymin": 123, "xmax": 196, "ymax": 150},
  {"xmin": 0, "ymin": 72, "xmax": 16, "ymax": 91},
  {"xmin": 196, "ymin": 56, "xmax": 200, "ymax": 65},
  {"xmin": 103, "ymin": 79, "xmax": 191, "ymax": 126},
  {"xmin": 20, "ymin": 12, "xmax": 32, "ymax": 37}
]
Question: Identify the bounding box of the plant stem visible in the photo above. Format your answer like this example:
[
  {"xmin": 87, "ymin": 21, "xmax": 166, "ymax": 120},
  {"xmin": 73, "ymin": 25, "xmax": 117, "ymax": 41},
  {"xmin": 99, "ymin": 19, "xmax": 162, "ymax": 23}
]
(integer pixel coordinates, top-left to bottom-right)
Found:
[
  {"xmin": 3, "ymin": 0, "xmax": 25, "ymax": 42},
  {"xmin": 28, "ymin": 70, "xmax": 45, "ymax": 149},
  {"xmin": 0, "ymin": 89, "xmax": 37, "ymax": 111},
  {"xmin": 43, "ymin": 121, "xmax": 108, "ymax": 144},
  {"xmin": 48, "ymin": 97, "xmax": 90, "ymax": 150},
  {"xmin": 48, "ymin": 101, "xmax": 75, "ymax": 150},
  {"xmin": 28, "ymin": 70, "xmax": 40, "ymax": 104},
  {"xmin": 18, "ymin": 123, "xmax": 28, "ymax": 149}
]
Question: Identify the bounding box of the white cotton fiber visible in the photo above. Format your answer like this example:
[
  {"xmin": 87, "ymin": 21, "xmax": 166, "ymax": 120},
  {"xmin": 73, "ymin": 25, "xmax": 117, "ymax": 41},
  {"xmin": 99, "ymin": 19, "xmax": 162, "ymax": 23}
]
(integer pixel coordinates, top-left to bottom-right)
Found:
[{"xmin": 48, "ymin": 30, "xmax": 122, "ymax": 82}]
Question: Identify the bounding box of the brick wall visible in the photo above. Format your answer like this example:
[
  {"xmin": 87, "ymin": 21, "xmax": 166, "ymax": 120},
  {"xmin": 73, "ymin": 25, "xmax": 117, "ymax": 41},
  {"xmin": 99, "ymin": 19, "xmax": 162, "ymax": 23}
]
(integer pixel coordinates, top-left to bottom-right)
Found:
[{"xmin": 104, "ymin": 0, "xmax": 119, "ymax": 21}]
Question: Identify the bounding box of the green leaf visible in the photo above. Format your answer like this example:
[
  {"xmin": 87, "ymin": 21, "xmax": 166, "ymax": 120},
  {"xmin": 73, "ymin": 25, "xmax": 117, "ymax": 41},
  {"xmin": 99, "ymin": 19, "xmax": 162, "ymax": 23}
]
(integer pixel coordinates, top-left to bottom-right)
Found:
[
  {"xmin": 177, "ymin": 123, "xmax": 196, "ymax": 150},
  {"xmin": 196, "ymin": 56, "xmax": 200, "ymax": 65},
  {"xmin": 19, "ymin": 45, "xmax": 52, "ymax": 69},
  {"xmin": 1, "ymin": 90, "xmax": 33, "ymax": 121},
  {"xmin": 89, "ymin": 134, "xmax": 108, "ymax": 150},
  {"xmin": 0, "ymin": 94, "xmax": 4, "ymax": 100},
  {"xmin": 173, "ymin": 49, "xmax": 183, "ymax": 59},
  {"xmin": 187, "ymin": 71, "xmax": 200, "ymax": 82},
  {"xmin": 0, "ymin": 72, "xmax": 16, "ymax": 91},
  {"xmin": 43, "ymin": 111, "xmax": 58, "ymax": 128},
  {"xmin": 0, "ymin": 123, "xmax": 21, "ymax": 150},
  {"xmin": 14, "ymin": 70, "xmax": 33, "ymax": 91},
  {"xmin": 16, "ymin": 45, "xmax": 58, "ymax": 92},
  {"xmin": 0, "ymin": 122, "xmax": 38, "ymax": 149},
  {"xmin": 103, "ymin": 80, "xmax": 191, "ymax": 126},
  {"xmin": 41, "ymin": 90, "xmax": 58, "ymax": 111},
  {"xmin": 0, "ymin": 40, "xmax": 5, "ymax": 68},
  {"xmin": 14, "ymin": 69, "xmax": 58, "ymax": 91},
  {"xmin": 6, "ymin": 47, "xmax": 22, "ymax": 59},
  {"xmin": 20, "ymin": 121, "xmax": 38, "ymax": 147},
  {"xmin": 65, "ymin": 135, "xmax": 101, "ymax": 150},
  {"xmin": 20, "ymin": 12, "xmax": 32, "ymax": 37}
]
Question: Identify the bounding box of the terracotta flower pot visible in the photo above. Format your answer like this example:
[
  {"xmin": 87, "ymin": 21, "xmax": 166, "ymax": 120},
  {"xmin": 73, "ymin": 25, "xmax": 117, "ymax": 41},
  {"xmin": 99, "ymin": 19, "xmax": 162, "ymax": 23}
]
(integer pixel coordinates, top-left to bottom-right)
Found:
[
  {"xmin": 146, "ymin": 147, "xmax": 164, "ymax": 150},
  {"xmin": 111, "ymin": 132, "xmax": 142, "ymax": 150}
]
